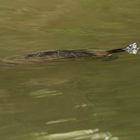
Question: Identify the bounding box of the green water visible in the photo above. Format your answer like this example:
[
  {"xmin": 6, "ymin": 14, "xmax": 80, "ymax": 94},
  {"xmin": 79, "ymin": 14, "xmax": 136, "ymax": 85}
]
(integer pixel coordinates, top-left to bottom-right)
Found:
[{"xmin": 0, "ymin": 0, "xmax": 140, "ymax": 140}]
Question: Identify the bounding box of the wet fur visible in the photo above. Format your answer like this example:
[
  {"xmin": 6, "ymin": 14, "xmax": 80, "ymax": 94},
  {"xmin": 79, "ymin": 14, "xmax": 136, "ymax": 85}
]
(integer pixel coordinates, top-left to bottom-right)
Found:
[{"xmin": 0, "ymin": 48, "xmax": 125, "ymax": 64}]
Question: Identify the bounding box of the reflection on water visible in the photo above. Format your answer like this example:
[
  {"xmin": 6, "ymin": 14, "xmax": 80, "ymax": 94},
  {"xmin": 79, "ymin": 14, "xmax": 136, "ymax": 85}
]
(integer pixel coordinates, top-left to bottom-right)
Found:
[
  {"xmin": 0, "ymin": 57, "xmax": 140, "ymax": 140},
  {"xmin": 31, "ymin": 129, "xmax": 118, "ymax": 140},
  {"xmin": 0, "ymin": 0, "xmax": 140, "ymax": 140},
  {"xmin": 46, "ymin": 118, "xmax": 77, "ymax": 125},
  {"xmin": 30, "ymin": 89, "xmax": 63, "ymax": 98}
]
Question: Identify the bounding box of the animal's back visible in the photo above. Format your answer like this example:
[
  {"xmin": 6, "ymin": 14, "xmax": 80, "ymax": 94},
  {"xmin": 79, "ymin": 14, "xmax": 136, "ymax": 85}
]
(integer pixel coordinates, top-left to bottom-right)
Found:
[{"xmin": 0, "ymin": 49, "xmax": 111, "ymax": 64}]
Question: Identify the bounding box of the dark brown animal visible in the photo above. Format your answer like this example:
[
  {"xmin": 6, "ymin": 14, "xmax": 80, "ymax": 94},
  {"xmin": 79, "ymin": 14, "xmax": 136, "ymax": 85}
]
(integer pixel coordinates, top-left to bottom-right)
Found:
[{"xmin": 0, "ymin": 49, "xmax": 121, "ymax": 64}]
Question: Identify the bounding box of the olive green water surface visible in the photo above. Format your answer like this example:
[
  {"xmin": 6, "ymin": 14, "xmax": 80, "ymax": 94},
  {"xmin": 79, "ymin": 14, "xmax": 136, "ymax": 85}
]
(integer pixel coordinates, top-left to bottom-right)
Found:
[{"xmin": 0, "ymin": 0, "xmax": 140, "ymax": 140}]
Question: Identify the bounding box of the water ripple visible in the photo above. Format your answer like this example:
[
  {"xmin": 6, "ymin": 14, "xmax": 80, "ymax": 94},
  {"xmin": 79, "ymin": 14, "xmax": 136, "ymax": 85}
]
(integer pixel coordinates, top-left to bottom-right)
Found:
[{"xmin": 31, "ymin": 129, "xmax": 119, "ymax": 140}]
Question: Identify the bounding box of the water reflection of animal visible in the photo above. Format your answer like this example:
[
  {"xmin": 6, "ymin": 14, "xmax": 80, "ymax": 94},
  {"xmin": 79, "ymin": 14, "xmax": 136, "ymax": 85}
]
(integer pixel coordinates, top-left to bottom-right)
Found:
[{"xmin": 1, "ymin": 43, "xmax": 138, "ymax": 64}]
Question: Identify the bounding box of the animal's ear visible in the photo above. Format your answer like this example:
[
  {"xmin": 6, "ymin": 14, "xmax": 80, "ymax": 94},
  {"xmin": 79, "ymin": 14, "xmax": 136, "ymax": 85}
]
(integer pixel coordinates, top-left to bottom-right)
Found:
[{"xmin": 102, "ymin": 55, "xmax": 119, "ymax": 61}]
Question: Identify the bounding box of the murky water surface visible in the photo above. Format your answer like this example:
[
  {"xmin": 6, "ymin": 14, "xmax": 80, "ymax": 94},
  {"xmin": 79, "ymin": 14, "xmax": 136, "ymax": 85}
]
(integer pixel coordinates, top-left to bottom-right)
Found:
[{"xmin": 0, "ymin": 0, "xmax": 140, "ymax": 140}]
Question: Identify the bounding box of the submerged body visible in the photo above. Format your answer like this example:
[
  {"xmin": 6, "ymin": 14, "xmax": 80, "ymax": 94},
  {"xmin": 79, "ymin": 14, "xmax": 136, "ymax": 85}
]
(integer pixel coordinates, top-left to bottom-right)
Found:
[
  {"xmin": 25, "ymin": 49, "xmax": 112, "ymax": 60},
  {"xmin": 1, "ymin": 49, "xmax": 112, "ymax": 64},
  {"xmin": 0, "ymin": 43, "xmax": 138, "ymax": 64}
]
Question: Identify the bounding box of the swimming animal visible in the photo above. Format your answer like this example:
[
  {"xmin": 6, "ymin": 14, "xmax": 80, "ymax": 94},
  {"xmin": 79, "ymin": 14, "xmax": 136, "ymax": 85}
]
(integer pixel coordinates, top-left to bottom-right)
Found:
[{"xmin": 0, "ymin": 43, "xmax": 138, "ymax": 64}]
